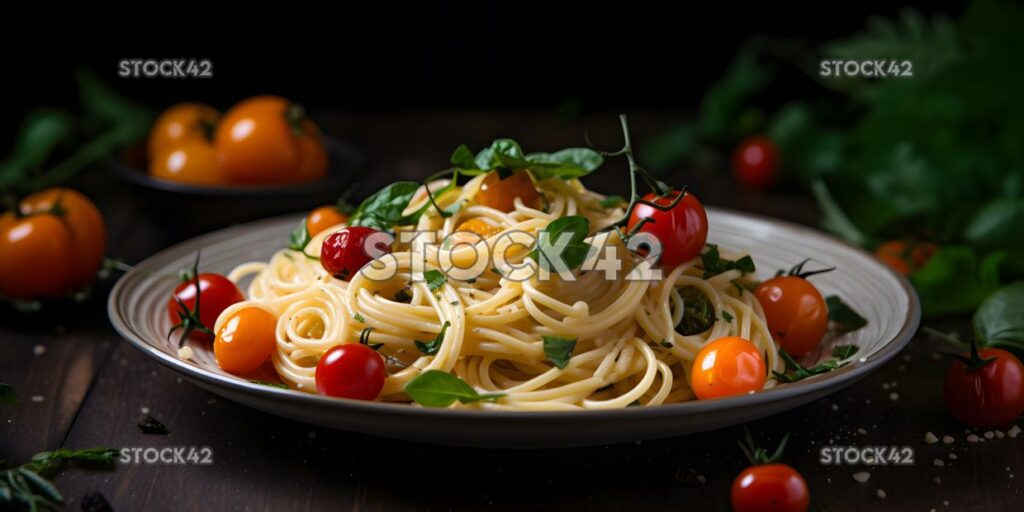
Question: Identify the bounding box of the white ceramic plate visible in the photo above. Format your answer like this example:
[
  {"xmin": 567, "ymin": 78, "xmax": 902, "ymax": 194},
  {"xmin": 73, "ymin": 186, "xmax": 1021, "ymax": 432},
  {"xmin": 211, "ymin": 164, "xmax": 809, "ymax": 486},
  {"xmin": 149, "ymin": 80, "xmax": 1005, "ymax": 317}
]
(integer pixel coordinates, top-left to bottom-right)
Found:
[{"xmin": 109, "ymin": 208, "xmax": 920, "ymax": 448}]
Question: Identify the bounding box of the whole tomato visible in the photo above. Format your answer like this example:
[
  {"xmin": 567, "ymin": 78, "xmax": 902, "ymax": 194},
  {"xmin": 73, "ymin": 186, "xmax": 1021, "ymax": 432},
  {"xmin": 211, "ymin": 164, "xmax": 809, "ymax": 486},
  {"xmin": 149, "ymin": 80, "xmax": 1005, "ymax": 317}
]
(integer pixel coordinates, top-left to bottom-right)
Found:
[
  {"xmin": 320, "ymin": 227, "xmax": 392, "ymax": 281},
  {"xmin": 150, "ymin": 139, "xmax": 225, "ymax": 186},
  {"xmin": 168, "ymin": 273, "xmax": 244, "ymax": 343},
  {"xmin": 0, "ymin": 213, "xmax": 73, "ymax": 299},
  {"xmin": 944, "ymin": 346, "xmax": 1024, "ymax": 428},
  {"xmin": 19, "ymin": 188, "xmax": 106, "ymax": 290},
  {"xmin": 626, "ymin": 190, "xmax": 708, "ymax": 269},
  {"xmin": 215, "ymin": 96, "xmax": 328, "ymax": 184},
  {"xmin": 731, "ymin": 463, "xmax": 809, "ymax": 512},
  {"xmin": 732, "ymin": 136, "xmax": 780, "ymax": 189},
  {"xmin": 147, "ymin": 103, "xmax": 219, "ymax": 158},
  {"xmin": 754, "ymin": 275, "xmax": 829, "ymax": 357}
]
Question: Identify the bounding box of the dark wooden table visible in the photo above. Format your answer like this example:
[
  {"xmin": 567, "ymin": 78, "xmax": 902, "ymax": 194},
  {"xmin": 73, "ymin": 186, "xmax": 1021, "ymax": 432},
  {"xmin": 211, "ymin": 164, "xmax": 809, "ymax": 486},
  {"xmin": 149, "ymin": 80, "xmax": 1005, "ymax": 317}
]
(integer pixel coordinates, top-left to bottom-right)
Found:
[{"xmin": 2, "ymin": 113, "xmax": 1021, "ymax": 511}]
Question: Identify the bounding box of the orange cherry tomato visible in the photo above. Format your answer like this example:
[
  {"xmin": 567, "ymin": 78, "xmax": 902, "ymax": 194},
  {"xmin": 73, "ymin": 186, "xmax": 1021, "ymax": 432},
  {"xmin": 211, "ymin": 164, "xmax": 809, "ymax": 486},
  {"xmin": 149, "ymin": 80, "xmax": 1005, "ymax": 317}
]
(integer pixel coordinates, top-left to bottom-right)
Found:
[
  {"xmin": 214, "ymin": 307, "xmax": 278, "ymax": 374},
  {"xmin": 215, "ymin": 96, "xmax": 327, "ymax": 184},
  {"xmin": 731, "ymin": 463, "xmax": 810, "ymax": 512},
  {"xmin": 147, "ymin": 103, "xmax": 219, "ymax": 158},
  {"xmin": 0, "ymin": 213, "xmax": 73, "ymax": 299},
  {"xmin": 455, "ymin": 218, "xmax": 501, "ymax": 238},
  {"xmin": 754, "ymin": 276, "xmax": 829, "ymax": 357},
  {"xmin": 875, "ymin": 240, "xmax": 938, "ymax": 276},
  {"xmin": 306, "ymin": 206, "xmax": 348, "ymax": 237},
  {"xmin": 476, "ymin": 170, "xmax": 541, "ymax": 212},
  {"xmin": 149, "ymin": 139, "xmax": 226, "ymax": 186},
  {"xmin": 691, "ymin": 336, "xmax": 766, "ymax": 399},
  {"xmin": 19, "ymin": 188, "xmax": 106, "ymax": 291}
]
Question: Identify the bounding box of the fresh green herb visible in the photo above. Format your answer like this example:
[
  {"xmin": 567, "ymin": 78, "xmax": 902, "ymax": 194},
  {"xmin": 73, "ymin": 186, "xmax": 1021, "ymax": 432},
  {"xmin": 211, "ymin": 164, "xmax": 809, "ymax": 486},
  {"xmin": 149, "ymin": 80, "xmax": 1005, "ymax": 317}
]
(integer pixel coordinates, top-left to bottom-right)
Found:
[
  {"xmin": 722, "ymin": 310, "xmax": 734, "ymax": 323},
  {"xmin": 403, "ymin": 370, "xmax": 505, "ymax": 407},
  {"xmin": 347, "ymin": 181, "xmax": 426, "ymax": 231},
  {"xmin": 826, "ymin": 296, "xmax": 868, "ymax": 331},
  {"xmin": 738, "ymin": 428, "xmax": 790, "ymax": 466},
  {"xmin": 531, "ymin": 215, "xmax": 592, "ymax": 272},
  {"xmin": 359, "ymin": 328, "xmax": 383, "ymax": 350},
  {"xmin": 677, "ymin": 286, "xmax": 716, "ymax": 335},
  {"xmin": 772, "ymin": 349, "xmax": 848, "ymax": 383},
  {"xmin": 353, "ymin": 313, "xmax": 365, "ymax": 323},
  {"xmin": 450, "ymin": 139, "xmax": 603, "ymax": 180},
  {"xmin": 0, "ymin": 382, "xmax": 17, "ymax": 405},
  {"xmin": 424, "ymin": 270, "xmax": 446, "ymax": 292},
  {"xmin": 415, "ymin": 321, "xmax": 451, "ymax": 356},
  {"xmin": 394, "ymin": 288, "xmax": 413, "ymax": 303},
  {"xmin": 973, "ymin": 282, "xmax": 1024, "ymax": 360},
  {"xmin": 0, "ymin": 447, "xmax": 118, "ymax": 510},
  {"xmin": 910, "ymin": 246, "xmax": 1006, "ymax": 316},
  {"xmin": 543, "ymin": 336, "xmax": 578, "ymax": 369},
  {"xmin": 599, "ymin": 195, "xmax": 626, "ymax": 208},
  {"xmin": 659, "ymin": 340, "xmax": 673, "ymax": 348},
  {"xmin": 248, "ymin": 380, "xmax": 288, "ymax": 389},
  {"xmin": 831, "ymin": 345, "xmax": 860, "ymax": 359},
  {"xmin": 700, "ymin": 244, "xmax": 756, "ymax": 278},
  {"xmin": 288, "ymin": 219, "xmax": 311, "ymax": 251}
]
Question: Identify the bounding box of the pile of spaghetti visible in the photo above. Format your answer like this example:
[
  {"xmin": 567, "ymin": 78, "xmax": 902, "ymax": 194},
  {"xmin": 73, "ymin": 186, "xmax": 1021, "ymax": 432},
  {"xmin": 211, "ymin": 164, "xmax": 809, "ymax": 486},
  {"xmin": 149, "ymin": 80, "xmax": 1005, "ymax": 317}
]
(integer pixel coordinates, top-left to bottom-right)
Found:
[{"xmin": 217, "ymin": 127, "xmax": 781, "ymax": 410}]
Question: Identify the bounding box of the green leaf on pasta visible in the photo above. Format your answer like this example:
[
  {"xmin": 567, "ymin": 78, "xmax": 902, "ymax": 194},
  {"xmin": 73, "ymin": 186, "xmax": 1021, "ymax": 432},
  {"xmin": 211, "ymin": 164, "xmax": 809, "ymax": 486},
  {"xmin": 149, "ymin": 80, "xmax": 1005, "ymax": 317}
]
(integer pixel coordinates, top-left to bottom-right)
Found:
[
  {"xmin": 403, "ymin": 370, "xmax": 504, "ymax": 407},
  {"xmin": 424, "ymin": 270, "xmax": 446, "ymax": 292},
  {"xmin": 415, "ymin": 321, "xmax": 450, "ymax": 356},
  {"xmin": 543, "ymin": 336, "xmax": 577, "ymax": 369}
]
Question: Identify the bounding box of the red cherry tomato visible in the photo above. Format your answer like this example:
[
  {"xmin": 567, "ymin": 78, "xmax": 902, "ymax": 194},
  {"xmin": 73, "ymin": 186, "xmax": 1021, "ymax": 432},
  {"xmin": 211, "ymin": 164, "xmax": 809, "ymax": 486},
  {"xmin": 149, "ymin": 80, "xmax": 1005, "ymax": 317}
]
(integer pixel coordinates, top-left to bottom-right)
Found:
[
  {"xmin": 944, "ymin": 347, "xmax": 1024, "ymax": 428},
  {"xmin": 875, "ymin": 240, "xmax": 938, "ymax": 276},
  {"xmin": 167, "ymin": 274, "xmax": 244, "ymax": 342},
  {"xmin": 315, "ymin": 343, "xmax": 386, "ymax": 400},
  {"xmin": 320, "ymin": 227, "xmax": 392, "ymax": 281},
  {"xmin": 731, "ymin": 463, "xmax": 810, "ymax": 512},
  {"xmin": 732, "ymin": 136, "xmax": 780, "ymax": 189},
  {"xmin": 754, "ymin": 276, "xmax": 829, "ymax": 357},
  {"xmin": 626, "ymin": 190, "xmax": 708, "ymax": 270},
  {"xmin": 691, "ymin": 336, "xmax": 767, "ymax": 400}
]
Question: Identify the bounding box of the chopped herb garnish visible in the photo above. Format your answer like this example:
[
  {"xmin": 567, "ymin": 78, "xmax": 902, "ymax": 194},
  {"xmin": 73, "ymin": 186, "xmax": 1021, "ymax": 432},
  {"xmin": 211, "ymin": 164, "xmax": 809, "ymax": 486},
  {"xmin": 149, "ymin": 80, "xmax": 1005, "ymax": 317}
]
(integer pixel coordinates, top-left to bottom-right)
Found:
[
  {"xmin": 659, "ymin": 340, "xmax": 673, "ymax": 348},
  {"xmin": 415, "ymin": 321, "xmax": 451, "ymax": 356},
  {"xmin": 772, "ymin": 349, "xmax": 848, "ymax": 383},
  {"xmin": 700, "ymin": 244, "xmax": 756, "ymax": 278},
  {"xmin": 677, "ymin": 286, "xmax": 715, "ymax": 335},
  {"xmin": 722, "ymin": 310, "xmax": 734, "ymax": 322},
  {"xmin": 137, "ymin": 415, "xmax": 169, "ymax": 435},
  {"xmin": 403, "ymin": 370, "xmax": 505, "ymax": 407},
  {"xmin": 353, "ymin": 313, "xmax": 365, "ymax": 323},
  {"xmin": 394, "ymin": 288, "xmax": 413, "ymax": 303},
  {"xmin": 359, "ymin": 328, "xmax": 383, "ymax": 350},
  {"xmin": 831, "ymin": 345, "xmax": 860, "ymax": 359},
  {"xmin": 424, "ymin": 269, "xmax": 446, "ymax": 292},
  {"xmin": 0, "ymin": 447, "xmax": 119, "ymax": 510},
  {"xmin": 543, "ymin": 336, "xmax": 577, "ymax": 369},
  {"xmin": 531, "ymin": 216, "xmax": 591, "ymax": 272},
  {"xmin": 249, "ymin": 380, "xmax": 288, "ymax": 389},
  {"xmin": 826, "ymin": 296, "xmax": 868, "ymax": 331}
]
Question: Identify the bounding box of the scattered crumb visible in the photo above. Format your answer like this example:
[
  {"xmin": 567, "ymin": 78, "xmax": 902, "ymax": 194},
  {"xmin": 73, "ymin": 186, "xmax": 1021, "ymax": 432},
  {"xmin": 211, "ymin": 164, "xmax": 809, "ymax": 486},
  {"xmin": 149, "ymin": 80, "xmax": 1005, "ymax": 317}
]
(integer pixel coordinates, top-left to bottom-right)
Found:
[
  {"xmin": 876, "ymin": 489, "xmax": 887, "ymax": 499},
  {"xmin": 967, "ymin": 434, "xmax": 980, "ymax": 443},
  {"xmin": 206, "ymin": 398, "xmax": 216, "ymax": 405},
  {"xmin": 32, "ymin": 345, "xmax": 46, "ymax": 356},
  {"xmin": 865, "ymin": 399, "xmax": 871, "ymax": 404},
  {"xmin": 1008, "ymin": 425, "xmax": 1021, "ymax": 438},
  {"xmin": 944, "ymin": 500, "xmax": 949, "ymax": 506},
  {"xmin": 30, "ymin": 395, "xmax": 44, "ymax": 403},
  {"xmin": 933, "ymin": 477, "xmax": 941, "ymax": 484},
  {"xmin": 889, "ymin": 392, "xmax": 900, "ymax": 401},
  {"xmin": 883, "ymin": 383, "xmax": 890, "ymax": 390},
  {"xmin": 996, "ymin": 430, "xmax": 1005, "ymax": 439},
  {"xmin": 141, "ymin": 407, "xmax": 150, "ymax": 414},
  {"xmin": 933, "ymin": 458, "xmax": 945, "ymax": 467},
  {"xmin": 942, "ymin": 435, "xmax": 954, "ymax": 444},
  {"xmin": 309, "ymin": 430, "xmax": 317, "ymax": 439},
  {"xmin": 178, "ymin": 346, "xmax": 194, "ymax": 360},
  {"xmin": 852, "ymin": 472, "xmax": 871, "ymax": 483},
  {"xmin": 984, "ymin": 431, "xmax": 995, "ymax": 439},
  {"xmin": 949, "ymin": 453, "xmax": 958, "ymax": 460},
  {"xmin": 925, "ymin": 432, "xmax": 939, "ymax": 444},
  {"xmin": 857, "ymin": 427, "xmax": 867, "ymax": 435},
  {"xmin": 831, "ymin": 404, "xmax": 839, "ymax": 411},
  {"xmin": 697, "ymin": 475, "xmax": 707, "ymax": 484}
]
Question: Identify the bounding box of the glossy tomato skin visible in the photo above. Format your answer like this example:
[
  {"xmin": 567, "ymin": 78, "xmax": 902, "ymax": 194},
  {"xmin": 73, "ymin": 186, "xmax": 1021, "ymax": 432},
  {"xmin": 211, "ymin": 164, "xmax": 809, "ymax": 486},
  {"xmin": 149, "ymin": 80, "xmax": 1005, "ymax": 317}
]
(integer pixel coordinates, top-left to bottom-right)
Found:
[
  {"xmin": 320, "ymin": 227, "xmax": 392, "ymax": 281},
  {"xmin": 732, "ymin": 136, "xmax": 780, "ymax": 189},
  {"xmin": 691, "ymin": 336, "xmax": 767, "ymax": 400},
  {"xmin": 0, "ymin": 213, "xmax": 73, "ymax": 299},
  {"xmin": 19, "ymin": 188, "xmax": 106, "ymax": 290},
  {"xmin": 149, "ymin": 139, "xmax": 226, "ymax": 186},
  {"xmin": 627, "ymin": 190, "xmax": 708, "ymax": 270},
  {"xmin": 167, "ymin": 274, "xmax": 244, "ymax": 342},
  {"xmin": 315, "ymin": 343, "xmax": 386, "ymax": 400},
  {"xmin": 305, "ymin": 206, "xmax": 348, "ymax": 237},
  {"xmin": 215, "ymin": 96, "xmax": 327, "ymax": 184},
  {"xmin": 944, "ymin": 348, "xmax": 1024, "ymax": 428},
  {"xmin": 214, "ymin": 307, "xmax": 278, "ymax": 374},
  {"xmin": 731, "ymin": 463, "xmax": 810, "ymax": 512},
  {"xmin": 147, "ymin": 103, "xmax": 219, "ymax": 158},
  {"xmin": 476, "ymin": 170, "xmax": 541, "ymax": 212},
  {"xmin": 755, "ymin": 276, "xmax": 829, "ymax": 357}
]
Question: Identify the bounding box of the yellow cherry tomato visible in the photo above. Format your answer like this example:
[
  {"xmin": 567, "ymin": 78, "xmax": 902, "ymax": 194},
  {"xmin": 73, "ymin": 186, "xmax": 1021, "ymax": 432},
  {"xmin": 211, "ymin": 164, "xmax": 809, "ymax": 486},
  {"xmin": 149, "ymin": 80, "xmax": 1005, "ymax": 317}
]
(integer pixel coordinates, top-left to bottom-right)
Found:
[
  {"xmin": 147, "ymin": 103, "xmax": 219, "ymax": 158},
  {"xmin": 476, "ymin": 170, "xmax": 541, "ymax": 212},
  {"xmin": 691, "ymin": 336, "xmax": 766, "ymax": 400},
  {"xmin": 214, "ymin": 307, "xmax": 277, "ymax": 374},
  {"xmin": 150, "ymin": 139, "xmax": 225, "ymax": 186},
  {"xmin": 306, "ymin": 206, "xmax": 348, "ymax": 237}
]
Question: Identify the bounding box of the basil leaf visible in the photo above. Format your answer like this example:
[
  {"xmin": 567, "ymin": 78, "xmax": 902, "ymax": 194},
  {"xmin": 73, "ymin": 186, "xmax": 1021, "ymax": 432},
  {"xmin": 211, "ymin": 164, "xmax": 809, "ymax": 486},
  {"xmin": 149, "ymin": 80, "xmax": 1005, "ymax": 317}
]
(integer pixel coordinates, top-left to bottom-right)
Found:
[
  {"xmin": 599, "ymin": 195, "xmax": 626, "ymax": 208},
  {"xmin": 826, "ymin": 296, "xmax": 868, "ymax": 331},
  {"xmin": 531, "ymin": 215, "xmax": 591, "ymax": 272},
  {"xmin": 424, "ymin": 270, "xmax": 446, "ymax": 292},
  {"xmin": 348, "ymin": 181, "xmax": 424, "ymax": 231},
  {"xmin": 543, "ymin": 336, "xmax": 577, "ymax": 369},
  {"xmin": 0, "ymin": 382, "xmax": 18, "ymax": 405},
  {"xmin": 831, "ymin": 345, "xmax": 860, "ymax": 359},
  {"xmin": 403, "ymin": 370, "xmax": 504, "ymax": 407},
  {"xmin": 974, "ymin": 282, "xmax": 1024, "ymax": 356},
  {"xmin": 449, "ymin": 144, "xmax": 478, "ymax": 170},
  {"xmin": 449, "ymin": 139, "xmax": 603, "ymax": 180},
  {"xmin": 700, "ymin": 244, "xmax": 757, "ymax": 278},
  {"xmin": 677, "ymin": 286, "xmax": 716, "ymax": 335},
  {"xmin": 722, "ymin": 310, "xmax": 734, "ymax": 322},
  {"xmin": 415, "ymin": 321, "xmax": 450, "ymax": 356},
  {"xmin": 288, "ymin": 219, "xmax": 311, "ymax": 251},
  {"xmin": 526, "ymin": 148, "xmax": 604, "ymax": 172}
]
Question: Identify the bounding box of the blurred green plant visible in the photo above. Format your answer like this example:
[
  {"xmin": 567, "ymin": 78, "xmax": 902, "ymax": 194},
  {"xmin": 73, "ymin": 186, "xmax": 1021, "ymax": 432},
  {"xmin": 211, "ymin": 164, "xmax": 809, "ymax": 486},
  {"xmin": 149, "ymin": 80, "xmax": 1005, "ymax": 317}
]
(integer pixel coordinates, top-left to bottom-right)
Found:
[
  {"xmin": 643, "ymin": 0, "xmax": 1024, "ymax": 316},
  {"xmin": 0, "ymin": 69, "xmax": 150, "ymax": 196}
]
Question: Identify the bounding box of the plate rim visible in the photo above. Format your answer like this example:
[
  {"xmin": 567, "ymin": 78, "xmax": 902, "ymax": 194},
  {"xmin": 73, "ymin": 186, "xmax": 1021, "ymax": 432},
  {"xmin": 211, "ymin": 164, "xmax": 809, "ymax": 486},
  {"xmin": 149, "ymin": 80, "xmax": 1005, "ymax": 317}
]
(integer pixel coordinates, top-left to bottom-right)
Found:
[{"xmin": 108, "ymin": 207, "xmax": 921, "ymax": 422}]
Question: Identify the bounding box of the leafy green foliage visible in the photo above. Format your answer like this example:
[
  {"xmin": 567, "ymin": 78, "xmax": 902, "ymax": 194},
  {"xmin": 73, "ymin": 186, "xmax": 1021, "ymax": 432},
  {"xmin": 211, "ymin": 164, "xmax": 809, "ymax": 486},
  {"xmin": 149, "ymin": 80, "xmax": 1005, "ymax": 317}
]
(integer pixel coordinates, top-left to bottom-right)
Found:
[
  {"xmin": 288, "ymin": 220, "xmax": 311, "ymax": 251},
  {"xmin": 825, "ymin": 296, "xmax": 868, "ymax": 331},
  {"xmin": 415, "ymin": 321, "xmax": 450, "ymax": 356},
  {"xmin": 910, "ymin": 246, "xmax": 1005, "ymax": 316},
  {"xmin": 973, "ymin": 282, "xmax": 1024, "ymax": 359},
  {"xmin": 403, "ymin": 370, "xmax": 504, "ymax": 407},
  {"xmin": 542, "ymin": 336, "xmax": 577, "ymax": 369},
  {"xmin": 423, "ymin": 270, "xmax": 446, "ymax": 292},
  {"xmin": 347, "ymin": 181, "xmax": 425, "ymax": 231},
  {"xmin": 1, "ymin": 447, "xmax": 118, "ymax": 510},
  {"xmin": 450, "ymin": 139, "xmax": 603, "ymax": 180},
  {"xmin": 677, "ymin": 286, "xmax": 716, "ymax": 335},
  {"xmin": 699, "ymin": 244, "xmax": 756, "ymax": 278},
  {"xmin": 772, "ymin": 349, "xmax": 849, "ymax": 383},
  {"xmin": 531, "ymin": 215, "xmax": 592, "ymax": 272},
  {"xmin": 831, "ymin": 345, "xmax": 860, "ymax": 359}
]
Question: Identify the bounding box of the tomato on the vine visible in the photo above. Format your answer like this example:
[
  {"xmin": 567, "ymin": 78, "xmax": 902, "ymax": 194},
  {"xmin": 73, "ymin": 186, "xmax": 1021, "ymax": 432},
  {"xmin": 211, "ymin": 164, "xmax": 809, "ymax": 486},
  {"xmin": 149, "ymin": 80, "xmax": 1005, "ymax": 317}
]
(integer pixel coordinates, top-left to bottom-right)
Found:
[
  {"xmin": 626, "ymin": 190, "xmax": 708, "ymax": 269},
  {"xmin": 214, "ymin": 96, "xmax": 327, "ymax": 184},
  {"xmin": 147, "ymin": 103, "xmax": 219, "ymax": 158},
  {"xmin": 476, "ymin": 170, "xmax": 541, "ymax": 212},
  {"xmin": 732, "ymin": 136, "xmax": 779, "ymax": 189},
  {"xmin": 944, "ymin": 344, "xmax": 1024, "ymax": 428},
  {"xmin": 755, "ymin": 275, "xmax": 829, "ymax": 357},
  {"xmin": 19, "ymin": 188, "xmax": 107, "ymax": 290},
  {"xmin": 168, "ymin": 273, "xmax": 244, "ymax": 343},
  {"xmin": 732, "ymin": 463, "xmax": 809, "ymax": 512},
  {"xmin": 315, "ymin": 343, "xmax": 386, "ymax": 400},
  {"xmin": 875, "ymin": 240, "xmax": 938, "ymax": 276},
  {"xmin": 320, "ymin": 227, "xmax": 392, "ymax": 281},
  {"xmin": 214, "ymin": 307, "xmax": 278, "ymax": 374},
  {"xmin": 306, "ymin": 206, "xmax": 348, "ymax": 237},
  {"xmin": 691, "ymin": 336, "xmax": 766, "ymax": 399},
  {"xmin": 0, "ymin": 213, "xmax": 73, "ymax": 299}
]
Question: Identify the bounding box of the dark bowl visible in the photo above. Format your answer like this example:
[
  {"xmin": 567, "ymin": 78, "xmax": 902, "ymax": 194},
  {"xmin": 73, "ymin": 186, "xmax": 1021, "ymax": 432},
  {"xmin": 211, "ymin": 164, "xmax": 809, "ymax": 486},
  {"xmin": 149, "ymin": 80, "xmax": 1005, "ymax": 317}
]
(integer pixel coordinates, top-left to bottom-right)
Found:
[{"xmin": 106, "ymin": 138, "xmax": 364, "ymax": 239}]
